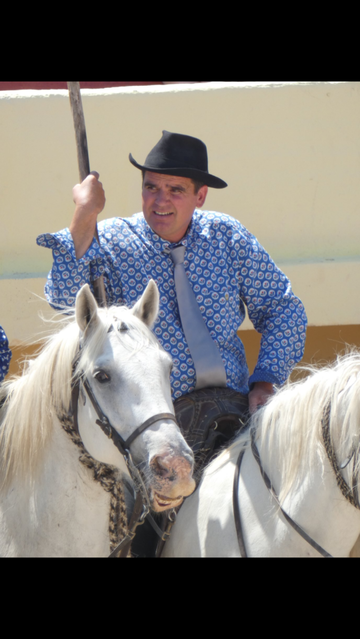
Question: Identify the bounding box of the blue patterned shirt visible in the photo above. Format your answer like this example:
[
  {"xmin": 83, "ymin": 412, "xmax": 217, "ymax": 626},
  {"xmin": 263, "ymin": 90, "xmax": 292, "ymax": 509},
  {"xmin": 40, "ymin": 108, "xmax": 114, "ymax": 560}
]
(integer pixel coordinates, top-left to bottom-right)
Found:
[
  {"xmin": 0, "ymin": 326, "xmax": 12, "ymax": 382},
  {"xmin": 37, "ymin": 210, "xmax": 307, "ymax": 399}
]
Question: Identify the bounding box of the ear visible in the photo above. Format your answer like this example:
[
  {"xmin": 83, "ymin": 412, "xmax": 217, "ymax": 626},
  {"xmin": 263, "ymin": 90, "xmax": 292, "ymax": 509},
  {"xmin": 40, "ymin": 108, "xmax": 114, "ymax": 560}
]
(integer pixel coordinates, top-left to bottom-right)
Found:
[
  {"xmin": 131, "ymin": 279, "xmax": 159, "ymax": 328},
  {"xmin": 75, "ymin": 284, "xmax": 100, "ymax": 333},
  {"xmin": 196, "ymin": 184, "xmax": 208, "ymax": 208}
]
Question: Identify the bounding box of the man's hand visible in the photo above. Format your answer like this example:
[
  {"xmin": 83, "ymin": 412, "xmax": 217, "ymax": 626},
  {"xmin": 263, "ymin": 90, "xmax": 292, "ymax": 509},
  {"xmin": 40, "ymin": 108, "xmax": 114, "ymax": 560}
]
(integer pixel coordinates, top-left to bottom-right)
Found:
[
  {"xmin": 69, "ymin": 171, "xmax": 106, "ymax": 259},
  {"xmin": 248, "ymin": 381, "xmax": 274, "ymax": 414}
]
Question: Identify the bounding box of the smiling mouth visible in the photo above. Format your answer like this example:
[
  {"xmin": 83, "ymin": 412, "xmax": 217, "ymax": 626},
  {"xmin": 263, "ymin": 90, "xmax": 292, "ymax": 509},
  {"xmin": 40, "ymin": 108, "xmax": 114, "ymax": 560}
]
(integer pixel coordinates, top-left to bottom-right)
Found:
[{"xmin": 154, "ymin": 211, "xmax": 173, "ymax": 216}]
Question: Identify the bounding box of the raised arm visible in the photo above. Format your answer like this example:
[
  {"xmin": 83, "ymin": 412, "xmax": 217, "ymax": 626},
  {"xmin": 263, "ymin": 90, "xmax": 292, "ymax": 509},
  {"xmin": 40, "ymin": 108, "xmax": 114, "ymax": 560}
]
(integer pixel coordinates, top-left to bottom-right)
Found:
[
  {"xmin": 69, "ymin": 171, "xmax": 106, "ymax": 259},
  {"xmin": 36, "ymin": 170, "xmax": 108, "ymax": 310}
]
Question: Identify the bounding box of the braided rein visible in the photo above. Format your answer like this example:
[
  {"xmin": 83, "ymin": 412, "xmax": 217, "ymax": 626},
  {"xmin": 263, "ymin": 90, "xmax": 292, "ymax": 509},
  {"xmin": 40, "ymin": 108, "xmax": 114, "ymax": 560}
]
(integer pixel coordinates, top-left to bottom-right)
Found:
[
  {"xmin": 321, "ymin": 402, "xmax": 360, "ymax": 510},
  {"xmin": 59, "ymin": 410, "xmax": 131, "ymax": 557}
]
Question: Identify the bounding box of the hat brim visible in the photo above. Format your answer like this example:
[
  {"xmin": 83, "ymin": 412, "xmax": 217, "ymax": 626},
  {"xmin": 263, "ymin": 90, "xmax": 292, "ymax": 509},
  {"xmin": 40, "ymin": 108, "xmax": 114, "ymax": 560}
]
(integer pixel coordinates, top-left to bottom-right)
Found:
[{"xmin": 129, "ymin": 154, "xmax": 227, "ymax": 189}]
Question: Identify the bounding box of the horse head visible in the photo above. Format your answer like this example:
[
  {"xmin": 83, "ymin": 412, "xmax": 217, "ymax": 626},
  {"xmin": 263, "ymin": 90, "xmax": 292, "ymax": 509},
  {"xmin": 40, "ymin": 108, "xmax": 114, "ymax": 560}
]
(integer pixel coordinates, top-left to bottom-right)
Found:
[{"xmin": 74, "ymin": 280, "xmax": 196, "ymax": 512}]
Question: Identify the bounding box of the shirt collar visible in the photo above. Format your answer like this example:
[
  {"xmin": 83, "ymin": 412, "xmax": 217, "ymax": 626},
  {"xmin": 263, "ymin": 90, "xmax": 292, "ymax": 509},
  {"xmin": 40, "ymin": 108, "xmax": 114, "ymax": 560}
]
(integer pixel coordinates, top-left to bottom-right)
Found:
[{"xmin": 139, "ymin": 210, "xmax": 200, "ymax": 254}]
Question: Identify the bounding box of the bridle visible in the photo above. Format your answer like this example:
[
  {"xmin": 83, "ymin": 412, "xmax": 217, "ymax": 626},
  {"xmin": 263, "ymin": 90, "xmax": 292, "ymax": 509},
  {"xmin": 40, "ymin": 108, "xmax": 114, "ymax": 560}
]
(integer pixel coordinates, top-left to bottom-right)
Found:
[
  {"xmin": 70, "ymin": 347, "xmax": 179, "ymax": 558},
  {"xmin": 233, "ymin": 403, "xmax": 360, "ymax": 558}
]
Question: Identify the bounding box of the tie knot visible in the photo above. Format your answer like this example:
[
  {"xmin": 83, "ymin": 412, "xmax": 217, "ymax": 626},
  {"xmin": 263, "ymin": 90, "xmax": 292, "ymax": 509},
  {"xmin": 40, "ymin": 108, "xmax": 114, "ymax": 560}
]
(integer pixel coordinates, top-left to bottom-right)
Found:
[{"xmin": 170, "ymin": 245, "xmax": 185, "ymax": 265}]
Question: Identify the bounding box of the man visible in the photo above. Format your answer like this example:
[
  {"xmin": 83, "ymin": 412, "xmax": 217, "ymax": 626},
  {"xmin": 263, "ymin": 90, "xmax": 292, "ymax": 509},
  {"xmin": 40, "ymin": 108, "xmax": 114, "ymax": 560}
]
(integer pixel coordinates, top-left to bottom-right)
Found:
[
  {"xmin": 38, "ymin": 130, "xmax": 306, "ymax": 406},
  {"xmin": 37, "ymin": 131, "xmax": 307, "ymax": 552}
]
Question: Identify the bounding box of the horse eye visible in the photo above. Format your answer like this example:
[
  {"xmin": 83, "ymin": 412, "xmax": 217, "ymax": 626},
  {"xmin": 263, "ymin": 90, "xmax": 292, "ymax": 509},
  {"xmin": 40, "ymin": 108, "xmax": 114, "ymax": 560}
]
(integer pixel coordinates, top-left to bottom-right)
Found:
[{"xmin": 94, "ymin": 370, "xmax": 111, "ymax": 384}]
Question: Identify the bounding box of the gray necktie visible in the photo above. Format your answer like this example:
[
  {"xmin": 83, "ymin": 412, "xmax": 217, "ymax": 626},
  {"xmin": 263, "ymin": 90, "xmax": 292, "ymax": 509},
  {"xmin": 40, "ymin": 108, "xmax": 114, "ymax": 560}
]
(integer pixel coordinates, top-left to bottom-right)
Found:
[{"xmin": 170, "ymin": 245, "xmax": 227, "ymax": 389}]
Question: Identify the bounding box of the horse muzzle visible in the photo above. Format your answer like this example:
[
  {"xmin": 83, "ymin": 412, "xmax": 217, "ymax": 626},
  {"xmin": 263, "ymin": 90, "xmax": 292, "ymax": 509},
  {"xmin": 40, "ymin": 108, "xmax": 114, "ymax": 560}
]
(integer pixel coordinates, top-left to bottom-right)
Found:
[{"xmin": 149, "ymin": 451, "xmax": 196, "ymax": 512}]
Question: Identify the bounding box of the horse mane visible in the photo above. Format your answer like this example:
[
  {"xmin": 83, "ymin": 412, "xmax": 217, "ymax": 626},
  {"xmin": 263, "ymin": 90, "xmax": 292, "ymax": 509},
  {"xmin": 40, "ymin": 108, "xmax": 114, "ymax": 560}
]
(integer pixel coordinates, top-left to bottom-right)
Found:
[
  {"xmin": 0, "ymin": 303, "xmax": 160, "ymax": 492},
  {"xmin": 208, "ymin": 350, "xmax": 360, "ymax": 504}
]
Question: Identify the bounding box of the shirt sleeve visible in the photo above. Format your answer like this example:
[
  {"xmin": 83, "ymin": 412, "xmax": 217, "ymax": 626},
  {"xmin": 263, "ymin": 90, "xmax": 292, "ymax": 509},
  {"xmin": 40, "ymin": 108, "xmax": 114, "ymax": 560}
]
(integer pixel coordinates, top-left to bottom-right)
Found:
[
  {"xmin": 238, "ymin": 228, "xmax": 307, "ymax": 387},
  {"xmin": 36, "ymin": 228, "xmax": 114, "ymax": 309},
  {"xmin": 0, "ymin": 326, "xmax": 12, "ymax": 382}
]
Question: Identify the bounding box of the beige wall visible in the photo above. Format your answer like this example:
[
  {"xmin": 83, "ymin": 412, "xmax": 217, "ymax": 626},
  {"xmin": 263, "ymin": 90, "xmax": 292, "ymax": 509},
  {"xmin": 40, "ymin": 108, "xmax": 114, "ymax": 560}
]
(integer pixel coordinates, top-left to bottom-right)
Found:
[{"xmin": 1, "ymin": 81, "xmax": 359, "ymax": 367}]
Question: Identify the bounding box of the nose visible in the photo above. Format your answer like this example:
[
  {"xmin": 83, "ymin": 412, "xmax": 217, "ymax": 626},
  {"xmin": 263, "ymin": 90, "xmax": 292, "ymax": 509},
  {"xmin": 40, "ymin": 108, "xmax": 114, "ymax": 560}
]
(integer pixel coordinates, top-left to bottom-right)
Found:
[
  {"xmin": 151, "ymin": 452, "xmax": 196, "ymax": 498},
  {"xmin": 154, "ymin": 188, "xmax": 169, "ymax": 208}
]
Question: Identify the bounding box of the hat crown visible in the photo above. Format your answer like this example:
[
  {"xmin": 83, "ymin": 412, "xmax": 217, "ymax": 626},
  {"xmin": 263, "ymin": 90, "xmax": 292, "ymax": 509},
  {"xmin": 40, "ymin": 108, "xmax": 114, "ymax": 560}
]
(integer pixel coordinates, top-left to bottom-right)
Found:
[
  {"xmin": 129, "ymin": 130, "xmax": 227, "ymax": 189},
  {"xmin": 146, "ymin": 131, "xmax": 208, "ymax": 172}
]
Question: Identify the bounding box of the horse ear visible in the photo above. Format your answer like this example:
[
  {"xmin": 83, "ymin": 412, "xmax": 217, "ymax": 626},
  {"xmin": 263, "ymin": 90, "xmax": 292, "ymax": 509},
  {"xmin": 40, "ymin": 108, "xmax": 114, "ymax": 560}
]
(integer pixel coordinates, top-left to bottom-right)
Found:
[
  {"xmin": 75, "ymin": 284, "xmax": 100, "ymax": 333},
  {"xmin": 132, "ymin": 279, "xmax": 159, "ymax": 328}
]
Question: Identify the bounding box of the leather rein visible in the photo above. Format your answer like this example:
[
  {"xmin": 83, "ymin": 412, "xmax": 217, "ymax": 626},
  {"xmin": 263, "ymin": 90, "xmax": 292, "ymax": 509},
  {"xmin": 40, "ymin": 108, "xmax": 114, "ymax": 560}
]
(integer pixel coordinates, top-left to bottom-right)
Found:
[
  {"xmin": 70, "ymin": 349, "xmax": 178, "ymax": 558},
  {"xmin": 233, "ymin": 403, "xmax": 360, "ymax": 558}
]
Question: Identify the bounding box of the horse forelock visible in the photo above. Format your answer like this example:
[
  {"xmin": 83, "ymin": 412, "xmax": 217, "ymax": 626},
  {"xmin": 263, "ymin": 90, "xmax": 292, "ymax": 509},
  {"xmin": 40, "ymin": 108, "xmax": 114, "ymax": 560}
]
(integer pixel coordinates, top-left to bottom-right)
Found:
[{"xmin": 75, "ymin": 303, "xmax": 161, "ymax": 379}]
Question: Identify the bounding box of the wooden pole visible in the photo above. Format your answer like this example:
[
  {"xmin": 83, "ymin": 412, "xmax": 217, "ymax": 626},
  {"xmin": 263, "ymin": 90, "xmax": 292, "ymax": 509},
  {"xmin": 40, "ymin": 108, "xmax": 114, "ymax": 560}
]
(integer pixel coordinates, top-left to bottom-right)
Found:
[{"xmin": 67, "ymin": 82, "xmax": 107, "ymax": 307}]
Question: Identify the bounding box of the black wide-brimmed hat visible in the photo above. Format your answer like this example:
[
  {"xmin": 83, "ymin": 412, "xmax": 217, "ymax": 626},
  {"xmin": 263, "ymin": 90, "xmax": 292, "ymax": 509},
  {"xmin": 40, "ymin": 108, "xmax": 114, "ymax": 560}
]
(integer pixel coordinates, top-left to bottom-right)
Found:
[{"xmin": 129, "ymin": 130, "xmax": 227, "ymax": 189}]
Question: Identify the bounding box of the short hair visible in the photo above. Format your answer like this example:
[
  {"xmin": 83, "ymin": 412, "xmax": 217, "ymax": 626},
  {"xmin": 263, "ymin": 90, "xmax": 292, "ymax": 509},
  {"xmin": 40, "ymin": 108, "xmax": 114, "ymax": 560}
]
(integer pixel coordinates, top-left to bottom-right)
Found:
[
  {"xmin": 191, "ymin": 179, "xmax": 206, "ymax": 194},
  {"xmin": 141, "ymin": 170, "xmax": 205, "ymax": 194}
]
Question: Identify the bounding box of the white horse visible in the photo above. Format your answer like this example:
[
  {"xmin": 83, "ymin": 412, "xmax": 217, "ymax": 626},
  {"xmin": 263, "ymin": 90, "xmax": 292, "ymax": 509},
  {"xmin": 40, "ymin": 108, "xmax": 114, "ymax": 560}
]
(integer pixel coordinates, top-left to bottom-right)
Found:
[
  {"xmin": 0, "ymin": 281, "xmax": 195, "ymax": 557},
  {"xmin": 163, "ymin": 351, "xmax": 360, "ymax": 557}
]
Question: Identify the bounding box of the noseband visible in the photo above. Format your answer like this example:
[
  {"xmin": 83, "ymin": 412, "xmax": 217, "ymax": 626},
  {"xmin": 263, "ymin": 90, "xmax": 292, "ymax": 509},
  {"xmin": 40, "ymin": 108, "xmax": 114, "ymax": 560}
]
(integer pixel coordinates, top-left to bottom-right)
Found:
[
  {"xmin": 78, "ymin": 375, "xmax": 177, "ymax": 459},
  {"xmin": 70, "ymin": 347, "xmax": 178, "ymax": 558}
]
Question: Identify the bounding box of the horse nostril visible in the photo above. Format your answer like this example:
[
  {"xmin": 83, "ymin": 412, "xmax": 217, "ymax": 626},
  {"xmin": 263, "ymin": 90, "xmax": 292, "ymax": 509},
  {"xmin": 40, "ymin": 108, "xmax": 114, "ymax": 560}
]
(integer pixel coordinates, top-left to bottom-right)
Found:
[{"xmin": 152, "ymin": 455, "xmax": 174, "ymax": 479}]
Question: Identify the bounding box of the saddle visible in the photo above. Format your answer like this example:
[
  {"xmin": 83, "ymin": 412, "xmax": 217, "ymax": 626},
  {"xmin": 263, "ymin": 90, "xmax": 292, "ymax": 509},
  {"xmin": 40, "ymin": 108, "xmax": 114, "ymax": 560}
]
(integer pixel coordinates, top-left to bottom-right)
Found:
[{"xmin": 173, "ymin": 387, "xmax": 249, "ymax": 482}]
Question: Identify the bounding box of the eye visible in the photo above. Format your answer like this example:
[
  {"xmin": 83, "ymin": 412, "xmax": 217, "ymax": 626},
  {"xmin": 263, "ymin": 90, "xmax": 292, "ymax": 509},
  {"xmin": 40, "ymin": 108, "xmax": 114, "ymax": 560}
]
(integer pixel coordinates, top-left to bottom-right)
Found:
[{"xmin": 94, "ymin": 370, "xmax": 111, "ymax": 384}]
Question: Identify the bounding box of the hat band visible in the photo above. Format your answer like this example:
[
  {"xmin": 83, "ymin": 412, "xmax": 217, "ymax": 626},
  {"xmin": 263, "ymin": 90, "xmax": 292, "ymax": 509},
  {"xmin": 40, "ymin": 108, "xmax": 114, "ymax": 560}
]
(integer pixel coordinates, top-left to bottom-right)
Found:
[{"xmin": 129, "ymin": 154, "xmax": 227, "ymax": 189}]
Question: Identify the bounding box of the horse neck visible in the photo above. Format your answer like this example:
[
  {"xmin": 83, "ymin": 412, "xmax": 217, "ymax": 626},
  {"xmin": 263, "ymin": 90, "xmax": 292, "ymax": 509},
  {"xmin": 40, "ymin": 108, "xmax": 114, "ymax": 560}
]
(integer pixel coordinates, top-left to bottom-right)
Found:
[
  {"xmin": 0, "ymin": 414, "xmax": 131, "ymax": 557},
  {"xmin": 46, "ymin": 413, "xmax": 134, "ymax": 556},
  {"xmin": 278, "ymin": 456, "xmax": 360, "ymax": 556},
  {"xmin": 252, "ymin": 400, "xmax": 360, "ymax": 557}
]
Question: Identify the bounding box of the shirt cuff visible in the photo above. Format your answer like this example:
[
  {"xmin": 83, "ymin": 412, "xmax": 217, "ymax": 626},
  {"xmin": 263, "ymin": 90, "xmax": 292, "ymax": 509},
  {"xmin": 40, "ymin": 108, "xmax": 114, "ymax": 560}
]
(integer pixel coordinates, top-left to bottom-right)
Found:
[
  {"xmin": 36, "ymin": 228, "xmax": 104, "ymax": 265},
  {"xmin": 248, "ymin": 370, "xmax": 280, "ymax": 389}
]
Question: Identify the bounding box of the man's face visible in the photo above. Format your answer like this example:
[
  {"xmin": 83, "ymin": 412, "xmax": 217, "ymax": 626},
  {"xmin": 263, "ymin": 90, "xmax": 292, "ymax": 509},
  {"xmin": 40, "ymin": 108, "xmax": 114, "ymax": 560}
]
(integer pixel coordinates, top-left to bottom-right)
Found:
[{"xmin": 142, "ymin": 171, "xmax": 208, "ymax": 243}]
